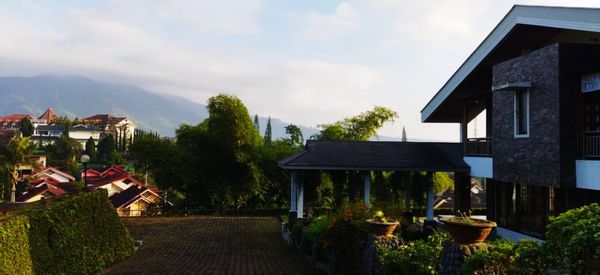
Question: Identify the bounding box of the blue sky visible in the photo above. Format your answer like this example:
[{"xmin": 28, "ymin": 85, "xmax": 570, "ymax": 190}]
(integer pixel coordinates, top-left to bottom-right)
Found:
[{"xmin": 2, "ymin": 0, "xmax": 600, "ymax": 141}]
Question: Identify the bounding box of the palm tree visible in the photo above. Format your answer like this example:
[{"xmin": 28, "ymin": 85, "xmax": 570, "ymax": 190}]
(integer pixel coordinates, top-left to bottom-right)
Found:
[{"xmin": 0, "ymin": 136, "xmax": 33, "ymax": 202}]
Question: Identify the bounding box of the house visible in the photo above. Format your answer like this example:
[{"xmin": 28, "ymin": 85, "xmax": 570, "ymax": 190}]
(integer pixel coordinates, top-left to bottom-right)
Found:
[
  {"xmin": 0, "ymin": 114, "xmax": 32, "ymax": 130},
  {"xmin": 0, "ymin": 129, "xmax": 20, "ymax": 143},
  {"xmin": 81, "ymin": 114, "xmax": 136, "ymax": 143},
  {"xmin": 31, "ymin": 125, "xmax": 64, "ymax": 145},
  {"xmin": 31, "ymin": 167, "xmax": 76, "ymax": 183},
  {"xmin": 110, "ymin": 185, "xmax": 161, "ymax": 216},
  {"xmin": 86, "ymin": 165, "xmax": 145, "ymax": 197},
  {"xmin": 69, "ymin": 124, "xmax": 101, "ymax": 147},
  {"xmin": 16, "ymin": 181, "xmax": 66, "ymax": 203},
  {"xmin": 421, "ymin": 5, "xmax": 600, "ymax": 239},
  {"xmin": 38, "ymin": 107, "xmax": 58, "ymax": 124}
]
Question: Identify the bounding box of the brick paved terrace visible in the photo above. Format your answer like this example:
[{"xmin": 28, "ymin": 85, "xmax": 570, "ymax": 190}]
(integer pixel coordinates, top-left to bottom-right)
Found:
[{"xmin": 102, "ymin": 216, "xmax": 322, "ymax": 275}]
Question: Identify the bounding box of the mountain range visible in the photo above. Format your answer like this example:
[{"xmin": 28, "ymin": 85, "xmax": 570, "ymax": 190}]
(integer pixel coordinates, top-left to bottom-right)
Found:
[{"xmin": 0, "ymin": 75, "xmax": 319, "ymax": 139}]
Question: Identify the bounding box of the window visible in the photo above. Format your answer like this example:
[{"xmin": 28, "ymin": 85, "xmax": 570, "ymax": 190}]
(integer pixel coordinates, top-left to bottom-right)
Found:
[{"xmin": 514, "ymin": 89, "xmax": 529, "ymax": 137}]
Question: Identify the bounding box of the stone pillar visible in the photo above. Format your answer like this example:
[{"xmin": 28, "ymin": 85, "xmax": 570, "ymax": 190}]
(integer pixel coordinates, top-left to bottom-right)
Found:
[
  {"xmin": 290, "ymin": 171, "xmax": 297, "ymax": 218},
  {"xmin": 454, "ymin": 172, "xmax": 471, "ymax": 214},
  {"xmin": 426, "ymin": 171, "xmax": 434, "ymax": 220},
  {"xmin": 439, "ymin": 241, "xmax": 491, "ymax": 274},
  {"xmin": 297, "ymin": 179, "xmax": 304, "ymax": 219},
  {"xmin": 363, "ymin": 172, "xmax": 371, "ymax": 206}
]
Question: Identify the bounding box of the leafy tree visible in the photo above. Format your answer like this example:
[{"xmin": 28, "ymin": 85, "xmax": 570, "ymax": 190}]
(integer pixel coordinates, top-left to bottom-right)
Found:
[
  {"xmin": 264, "ymin": 117, "xmax": 272, "ymax": 146},
  {"xmin": 176, "ymin": 94, "xmax": 263, "ymax": 208},
  {"xmin": 284, "ymin": 124, "xmax": 304, "ymax": 147},
  {"xmin": 20, "ymin": 117, "xmax": 34, "ymax": 137},
  {"xmin": 129, "ymin": 131, "xmax": 180, "ymax": 190},
  {"xmin": 50, "ymin": 135, "xmax": 82, "ymax": 175},
  {"xmin": 97, "ymin": 134, "xmax": 114, "ymax": 162},
  {"xmin": 0, "ymin": 137, "xmax": 33, "ymax": 201},
  {"xmin": 313, "ymin": 106, "xmax": 397, "ymax": 141},
  {"xmin": 51, "ymin": 116, "xmax": 73, "ymax": 137},
  {"xmin": 253, "ymin": 114, "xmax": 260, "ymax": 133}
]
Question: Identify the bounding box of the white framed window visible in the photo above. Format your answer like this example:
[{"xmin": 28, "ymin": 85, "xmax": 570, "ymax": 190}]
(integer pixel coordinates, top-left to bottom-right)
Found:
[{"xmin": 514, "ymin": 89, "xmax": 530, "ymax": 138}]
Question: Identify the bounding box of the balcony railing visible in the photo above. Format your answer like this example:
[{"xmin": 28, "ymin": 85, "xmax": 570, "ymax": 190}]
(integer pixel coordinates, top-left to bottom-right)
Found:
[
  {"xmin": 465, "ymin": 137, "xmax": 493, "ymax": 156},
  {"xmin": 582, "ymin": 131, "xmax": 600, "ymax": 159}
]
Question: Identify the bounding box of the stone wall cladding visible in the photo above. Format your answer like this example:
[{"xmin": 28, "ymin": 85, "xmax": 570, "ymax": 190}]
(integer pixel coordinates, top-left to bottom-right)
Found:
[{"xmin": 492, "ymin": 43, "xmax": 561, "ymax": 187}]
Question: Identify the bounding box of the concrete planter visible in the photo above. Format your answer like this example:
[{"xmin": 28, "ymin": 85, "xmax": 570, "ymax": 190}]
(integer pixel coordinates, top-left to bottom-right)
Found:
[{"xmin": 440, "ymin": 217, "xmax": 497, "ymax": 244}]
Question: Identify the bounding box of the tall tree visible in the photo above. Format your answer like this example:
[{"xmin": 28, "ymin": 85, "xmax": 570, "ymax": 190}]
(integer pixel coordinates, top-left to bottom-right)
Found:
[
  {"xmin": 313, "ymin": 106, "xmax": 397, "ymax": 141},
  {"xmin": 284, "ymin": 124, "xmax": 304, "ymax": 146},
  {"xmin": 264, "ymin": 117, "xmax": 272, "ymax": 146},
  {"xmin": 253, "ymin": 114, "xmax": 260, "ymax": 134},
  {"xmin": 20, "ymin": 117, "xmax": 34, "ymax": 137},
  {"xmin": 97, "ymin": 134, "xmax": 115, "ymax": 162},
  {"xmin": 85, "ymin": 136, "xmax": 96, "ymax": 161},
  {"xmin": 402, "ymin": 126, "xmax": 407, "ymax": 142},
  {"xmin": 0, "ymin": 137, "xmax": 33, "ymax": 201}
]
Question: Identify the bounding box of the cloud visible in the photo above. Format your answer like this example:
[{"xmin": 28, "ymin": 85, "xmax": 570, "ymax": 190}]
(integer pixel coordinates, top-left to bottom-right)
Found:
[{"xmin": 290, "ymin": 2, "xmax": 360, "ymax": 40}]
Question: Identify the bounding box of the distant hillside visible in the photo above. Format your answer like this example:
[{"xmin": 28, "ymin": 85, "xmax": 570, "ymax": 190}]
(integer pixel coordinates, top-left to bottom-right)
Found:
[{"xmin": 0, "ymin": 75, "xmax": 318, "ymax": 138}]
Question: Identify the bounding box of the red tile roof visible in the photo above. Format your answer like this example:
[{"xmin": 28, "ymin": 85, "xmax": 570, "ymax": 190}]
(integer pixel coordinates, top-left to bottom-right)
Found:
[
  {"xmin": 38, "ymin": 108, "xmax": 58, "ymax": 123},
  {"xmin": 81, "ymin": 114, "xmax": 126, "ymax": 125},
  {"xmin": 0, "ymin": 114, "xmax": 32, "ymax": 123},
  {"xmin": 86, "ymin": 165, "xmax": 144, "ymax": 189}
]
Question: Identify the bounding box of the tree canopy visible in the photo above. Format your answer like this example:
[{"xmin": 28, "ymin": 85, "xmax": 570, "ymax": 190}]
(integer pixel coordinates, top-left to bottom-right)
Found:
[
  {"xmin": 313, "ymin": 106, "xmax": 397, "ymax": 141},
  {"xmin": 20, "ymin": 117, "xmax": 34, "ymax": 137}
]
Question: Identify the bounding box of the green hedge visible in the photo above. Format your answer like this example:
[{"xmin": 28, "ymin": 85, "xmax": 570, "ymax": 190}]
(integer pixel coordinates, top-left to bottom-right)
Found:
[{"xmin": 0, "ymin": 190, "xmax": 134, "ymax": 274}]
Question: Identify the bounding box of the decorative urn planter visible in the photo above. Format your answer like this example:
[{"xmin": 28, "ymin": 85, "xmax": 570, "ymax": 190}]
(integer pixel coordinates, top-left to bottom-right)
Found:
[
  {"xmin": 366, "ymin": 219, "xmax": 400, "ymax": 236},
  {"xmin": 439, "ymin": 217, "xmax": 497, "ymax": 244}
]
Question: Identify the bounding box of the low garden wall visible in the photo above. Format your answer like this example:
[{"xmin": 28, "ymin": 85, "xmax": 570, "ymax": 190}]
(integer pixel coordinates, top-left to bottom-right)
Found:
[{"xmin": 0, "ymin": 190, "xmax": 134, "ymax": 274}]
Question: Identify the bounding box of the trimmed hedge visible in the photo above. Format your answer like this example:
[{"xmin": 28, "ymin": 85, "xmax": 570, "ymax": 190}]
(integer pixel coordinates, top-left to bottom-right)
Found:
[{"xmin": 0, "ymin": 190, "xmax": 134, "ymax": 274}]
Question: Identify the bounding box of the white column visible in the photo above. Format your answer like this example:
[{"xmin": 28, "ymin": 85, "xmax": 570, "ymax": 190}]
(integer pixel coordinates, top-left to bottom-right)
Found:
[
  {"xmin": 290, "ymin": 171, "xmax": 297, "ymax": 213},
  {"xmin": 297, "ymin": 180, "xmax": 304, "ymax": 219},
  {"xmin": 363, "ymin": 173, "xmax": 371, "ymax": 206},
  {"xmin": 426, "ymin": 172, "xmax": 434, "ymax": 220}
]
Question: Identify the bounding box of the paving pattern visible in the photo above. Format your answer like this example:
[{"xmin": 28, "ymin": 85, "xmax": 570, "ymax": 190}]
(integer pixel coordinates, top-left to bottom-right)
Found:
[{"xmin": 102, "ymin": 216, "xmax": 321, "ymax": 275}]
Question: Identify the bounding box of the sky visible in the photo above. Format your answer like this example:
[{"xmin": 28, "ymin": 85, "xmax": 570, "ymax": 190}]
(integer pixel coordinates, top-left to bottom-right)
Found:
[{"xmin": 2, "ymin": 1, "xmax": 600, "ymax": 141}]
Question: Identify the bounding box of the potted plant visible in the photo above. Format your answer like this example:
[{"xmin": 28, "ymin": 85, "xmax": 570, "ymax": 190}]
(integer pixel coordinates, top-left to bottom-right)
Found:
[
  {"xmin": 439, "ymin": 212, "xmax": 497, "ymax": 243},
  {"xmin": 366, "ymin": 210, "xmax": 399, "ymax": 236}
]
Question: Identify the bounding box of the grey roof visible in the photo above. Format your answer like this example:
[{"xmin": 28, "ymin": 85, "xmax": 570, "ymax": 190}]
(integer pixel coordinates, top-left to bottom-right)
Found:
[
  {"xmin": 71, "ymin": 124, "xmax": 101, "ymax": 131},
  {"xmin": 278, "ymin": 140, "xmax": 470, "ymax": 172},
  {"xmin": 35, "ymin": 125, "xmax": 64, "ymax": 131}
]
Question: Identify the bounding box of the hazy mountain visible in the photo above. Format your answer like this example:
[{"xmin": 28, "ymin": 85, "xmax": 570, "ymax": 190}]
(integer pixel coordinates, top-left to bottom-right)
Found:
[{"xmin": 0, "ymin": 75, "xmax": 319, "ymax": 139}]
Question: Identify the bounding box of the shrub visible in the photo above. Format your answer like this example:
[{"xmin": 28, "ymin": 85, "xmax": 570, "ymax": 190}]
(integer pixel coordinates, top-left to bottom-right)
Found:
[
  {"xmin": 459, "ymin": 239, "xmax": 545, "ymax": 275},
  {"xmin": 304, "ymin": 215, "xmax": 331, "ymax": 244},
  {"xmin": 0, "ymin": 190, "xmax": 135, "ymax": 274},
  {"xmin": 290, "ymin": 218, "xmax": 304, "ymax": 243},
  {"xmin": 544, "ymin": 203, "xmax": 600, "ymax": 274},
  {"xmin": 376, "ymin": 232, "xmax": 449, "ymax": 275}
]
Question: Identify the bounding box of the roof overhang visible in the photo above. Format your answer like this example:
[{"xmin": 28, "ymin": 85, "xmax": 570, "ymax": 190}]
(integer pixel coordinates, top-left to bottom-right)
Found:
[{"xmin": 421, "ymin": 5, "xmax": 600, "ymax": 123}]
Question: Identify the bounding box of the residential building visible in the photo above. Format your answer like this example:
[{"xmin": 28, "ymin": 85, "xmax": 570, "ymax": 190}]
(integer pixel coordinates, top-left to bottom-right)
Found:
[
  {"xmin": 81, "ymin": 114, "xmax": 136, "ymax": 143},
  {"xmin": 38, "ymin": 107, "xmax": 58, "ymax": 124},
  {"xmin": 31, "ymin": 167, "xmax": 76, "ymax": 183},
  {"xmin": 70, "ymin": 124, "xmax": 101, "ymax": 148},
  {"xmin": 0, "ymin": 114, "xmax": 32, "ymax": 130},
  {"xmin": 86, "ymin": 165, "xmax": 145, "ymax": 197},
  {"xmin": 16, "ymin": 181, "xmax": 65, "ymax": 203},
  {"xmin": 421, "ymin": 5, "xmax": 600, "ymax": 239},
  {"xmin": 31, "ymin": 125, "xmax": 64, "ymax": 145},
  {"xmin": 110, "ymin": 185, "xmax": 161, "ymax": 216}
]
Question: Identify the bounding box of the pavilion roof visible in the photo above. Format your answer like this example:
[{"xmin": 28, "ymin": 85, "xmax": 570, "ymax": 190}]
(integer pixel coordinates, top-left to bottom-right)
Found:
[{"xmin": 278, "ymin": 140, "xmax": 470, "ymax": 172}]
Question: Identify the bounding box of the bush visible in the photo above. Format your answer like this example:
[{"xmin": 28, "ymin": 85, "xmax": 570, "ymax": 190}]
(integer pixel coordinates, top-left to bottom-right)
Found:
[
  {"xmin": 304, "ymin": 215, "xmax": 331, "ymax": 244},
  {"xmin": 0, "ymin": 190, "xmax": 135, "ymax": 274},
  {"xmin": 376, "ymin": 232, "xmax": 449, "ymax": 275},
  {"xmin": 459, "ymin": 239, "xmax": 545, "ymax": 275},
  {"xmin": 290, "ymin": 218, "xmax": 304, "ymax": 243},
  {"xmin": 544, "ymin": 203, "xmax": 600, "ymax": 274}
]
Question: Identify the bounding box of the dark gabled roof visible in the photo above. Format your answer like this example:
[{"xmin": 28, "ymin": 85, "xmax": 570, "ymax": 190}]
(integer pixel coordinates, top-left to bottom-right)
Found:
[
  {"xmin": 279, "ymin": 140, "xmax": 470, "ymax": 172},
  {"xmin": 110, "ymin": 185, "xmax": 159, "ymax": 208},
  {"xmin": 34, "ymin": 125, "xmax": 64, "ymax": 131},
  {"xmin": 71, "ymin": 124, "xmax": 101, "ymax": 131}
]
